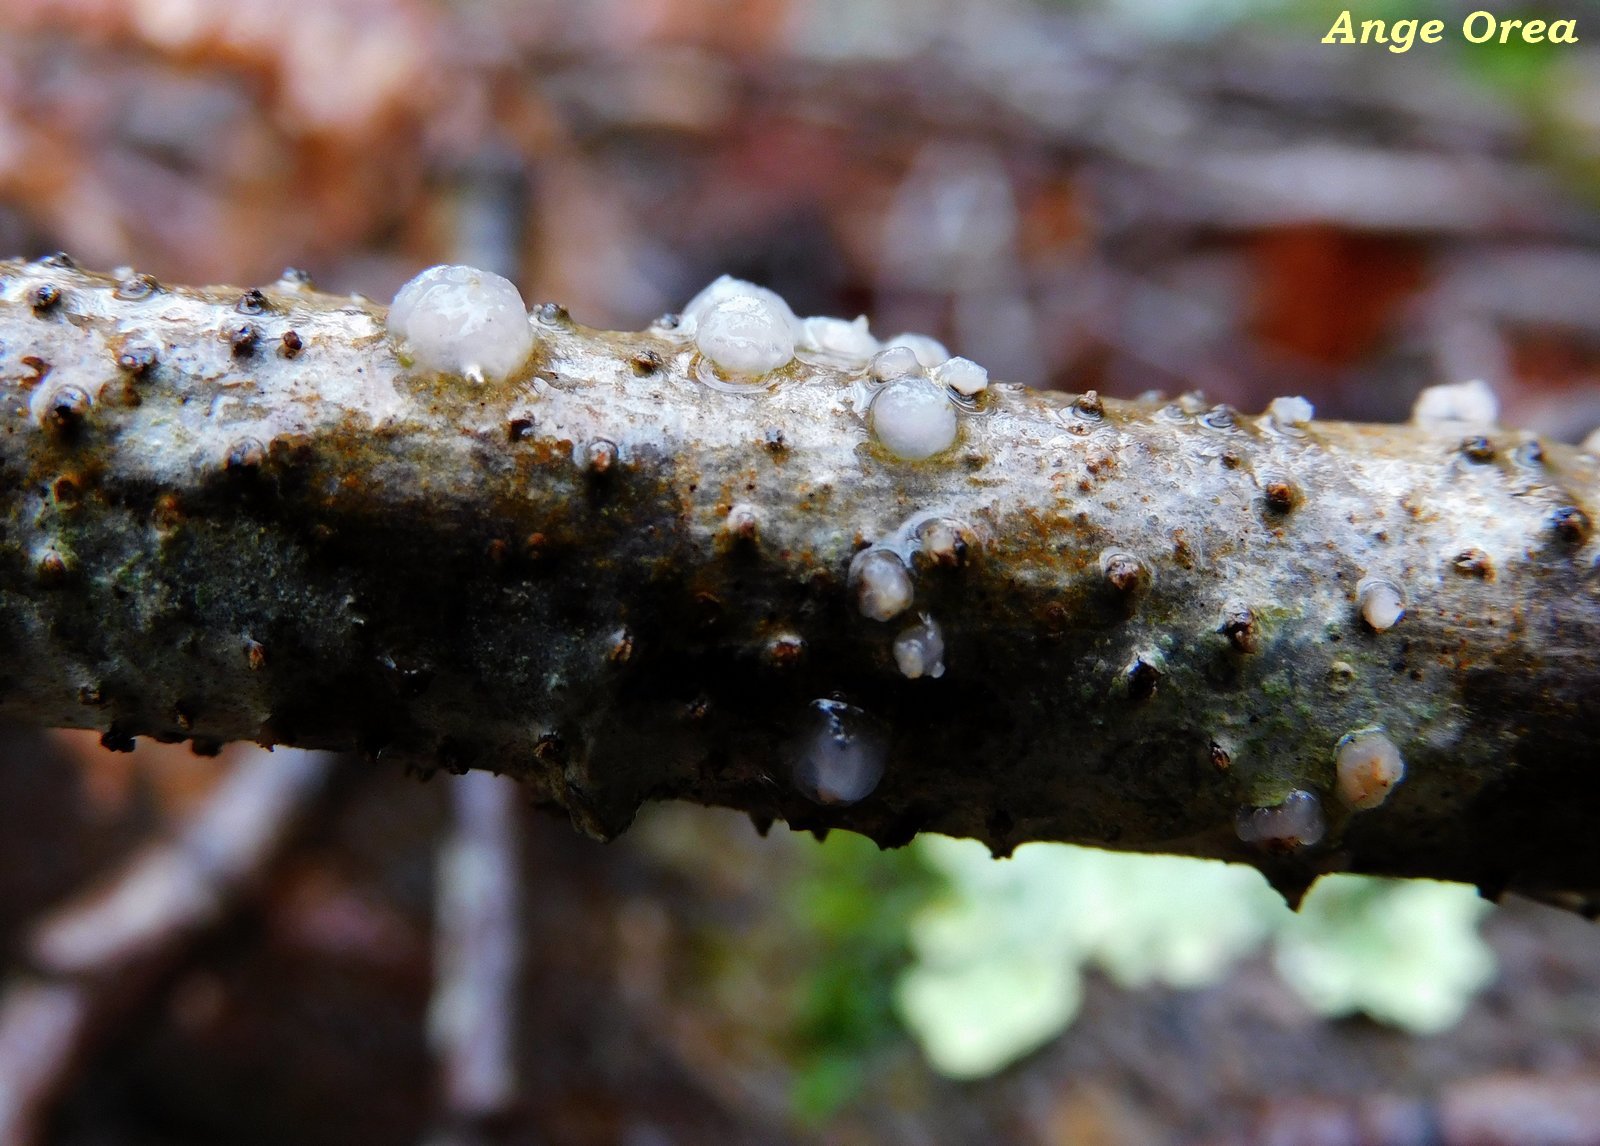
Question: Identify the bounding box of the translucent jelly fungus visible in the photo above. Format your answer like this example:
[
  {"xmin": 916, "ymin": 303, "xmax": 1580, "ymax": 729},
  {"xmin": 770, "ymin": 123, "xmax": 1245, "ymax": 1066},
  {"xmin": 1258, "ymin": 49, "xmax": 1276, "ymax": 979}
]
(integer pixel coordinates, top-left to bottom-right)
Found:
[
  {"xmin": 800, "ymin": 315, "xmax": 879, "ymax": 365},
  {"xmin": 893, "ymin": 615, "xmax": 946, "ymax": 679},
  {"xmin": 1335, "ymin": 729, "xmax": 1406, "ymax": 810},
  {"xmin": 696, "ymin": 294, "xmax": 796, "ymax": 376},
  {"xmin": 871, "ymin": 376, "xmax": 959, "ymax": 460},
  {"xmin": 682, "ymin": 275, "xmax": 800, "ymax": 335},
  {"xmin": 869, "ymin": 345, "xmax": 924, "ymax": 382},
  {"xmin": 1235, "ymin": 790, "xmax": 1326, "ymax": 851},
  {"xmin": 1267, "ymin": 395, "xmax": 1314, "ymax": 427},
  {"xmin": 1411, "ymin": 379, "xmax": 1498, "ymax": 428},
  {"xmin": 933, "ymin": 356, "xmax": 988, "ymax": 397},
  {"xmin": 792, "ymin": 698, "xmax": 887, "ymax": 806},
  {"xmin": 882, "ymin": 332, "xmax": 950, "ymax": 368},
  {"xmin": 850, "ymin": 548, "xmax": 914, "ymax": 622},
  {"xmin": 1358, "ymin": 578, "xmax": 1405, "ymax": 633},
  {"xmin": 387, "ymin": 264, "xmax": 535, "ymax": 382}
]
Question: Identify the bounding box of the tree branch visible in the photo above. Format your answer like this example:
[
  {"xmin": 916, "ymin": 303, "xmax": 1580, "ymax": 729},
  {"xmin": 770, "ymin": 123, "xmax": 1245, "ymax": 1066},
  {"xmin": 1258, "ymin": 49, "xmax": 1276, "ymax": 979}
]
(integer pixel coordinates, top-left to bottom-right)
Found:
[{"xmin": 3, "ymin": 256, "xmax": 1598, "ymax": 907}]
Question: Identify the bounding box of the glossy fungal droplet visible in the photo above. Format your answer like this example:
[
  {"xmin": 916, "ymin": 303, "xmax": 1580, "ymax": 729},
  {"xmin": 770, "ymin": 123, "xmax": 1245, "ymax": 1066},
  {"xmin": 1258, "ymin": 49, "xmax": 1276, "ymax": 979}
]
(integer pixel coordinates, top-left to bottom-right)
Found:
[
  {"xmin": 850, "ymin": 548, "xmax": 914, "ymax": 622},
  {"xmin": 893, "ymin": 614, "xmax": 945, "ymax": 679},
  {"xmin": 280, "ymin": 330, "xmax": 304, "ymax": 359},
  {"xmin": 792, "ymin": 698, "xmax": 887, "ymax": 806},
  {"xmin": 800, "ymin": 315, "xmax": 878, "ymax": 365},
  {"xmin": 881, "ymin": 333, "xmax": 949, "ymax": 368},
  {"xmin": 1335, "ymin": 729, "xmax": 1405, "ymax": 810},
  {"xmin": 387, "ymin": 264, "xmax": 535, "ymax": 382},
  {"xmin": 870, "ymin": 376, "xmax": 958, "ymax": 461},
  {"xmin": 1358, "ymin": 578, "xmax": 1405, "ymax": 632},
  {"xmin": 869, "ymin": 345, "xmax": 923, "ymax": 382},
  {"xmin": 1411, "ymin": 379, "xmax": 1498, "ymax": 428},
  {"xmin": 696, "ymin": 295, "xmax": 796, "ymax": 377},
  {"xmin": 1266, "ymin": 395, "xmax": 1314, "ymax": 427},
  {"xmin": 1235, "ymin": 790, "xmax": 1325, "ymax": 851},
  {"xmin": 682, "ymin": 275, "xmax": 799, "ymax": 331},
  {"xmin": 933, "ymin": 356, "xmax": 987, "ymax": 397}
]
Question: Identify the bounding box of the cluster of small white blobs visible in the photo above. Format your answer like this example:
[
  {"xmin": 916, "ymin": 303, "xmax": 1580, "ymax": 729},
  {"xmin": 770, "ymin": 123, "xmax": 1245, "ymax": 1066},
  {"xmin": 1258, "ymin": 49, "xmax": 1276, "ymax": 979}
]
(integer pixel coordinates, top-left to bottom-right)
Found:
[
  {"xmin": 387, "ymin": 264, "xmax": 535, "ymax": 382},
  {"xmin": 882, "ymin": 333, "xmax": 950, "ymax": 368},
  {"xmin": 893, "ymin": 614, "xmax": 946, "ymax": 679},
  {"xmin": 850, "ymin": 548, "xmax": 914, "ymax": 622},
  {"xmin": 1411, "ymin": 379, "xmax": 1499, "ymax": 428},
  {"xmin": 1267, "ymin": 395, "xmax": 1314, "ymax": 427},
  {"xmin": 871, "ymin": 376, "xmax": 960, "ymax": 460},
  {"xmin": 792, "ymin": 698, "xmax": 886, "ymax": 806},
  {"xmin": 1235, "ymin": 790, "xmax": 1326, "ymax": 850},
  {"xmin": 1335, "ymin": 729, "xmax": 1406, "ymax": 810},
  {"xmin": 933, "ymin": 356, "xmax": 988, "ymax": 397},
  {"xmin": 1358, "ymin": 578, "xmax": 1406, "ymax": 632}
]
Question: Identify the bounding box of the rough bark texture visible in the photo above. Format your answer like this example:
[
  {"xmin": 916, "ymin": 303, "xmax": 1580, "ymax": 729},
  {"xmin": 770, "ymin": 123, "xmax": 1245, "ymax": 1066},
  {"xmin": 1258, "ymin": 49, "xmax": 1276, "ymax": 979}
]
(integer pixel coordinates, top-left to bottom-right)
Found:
[{"xmin": 2, "ymin": 256, "xmax": 1598, "ymax": 908}]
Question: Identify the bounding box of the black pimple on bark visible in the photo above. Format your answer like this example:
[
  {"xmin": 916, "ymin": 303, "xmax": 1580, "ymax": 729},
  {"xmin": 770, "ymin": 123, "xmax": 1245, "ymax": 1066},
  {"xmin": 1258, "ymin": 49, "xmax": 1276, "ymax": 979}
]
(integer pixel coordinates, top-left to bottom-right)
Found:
[
  {"xmin": 1552, "ymin": 506, "xmax": 1591, "ymax": 545},
  {"xmin": 507, "ymin": 418, "xmax": 534, "ymax": 442},
  {"xmin": 226, "ymin": 437, "xmax": 268, "ymax": 473},
  {"xmin": 765, "ymin": 427, "xmax": 787, "ymax": 454},
  {"xmin": 1128, "ymin": 657, "xmax": 1160, "ymax": 701},
  {"xmin": 535, "ymin": 302, "xmax": 568, "ymax": 324},
  {"xmin": 1222, "ymin": 607, "xmax": 1258, "ymax": 653},
  {"xmin": 100, "ymin": 725, "xmax": 136, "ymax": 753},
  {"xmin": 30, "ymin": 284, "xmax": 61, "ymax": 314},
  {"xmin": 116, "ymin": 275, "xmax": 159, "ymax": 301},
  {"xmin": 281, "ymin": 267, "xmax": 314, "ymax": 287},
  {"xmin": 1461, "ymin": 436, "xmax": 1495, "ymax": 462},
  {"xmin": 630, "ymin": 350, "xmax": 661, "ymax": 375},
  {"xmin": 45, "ymin": 386, "xmax": 90, "ymax": 434},
  {"xmin": 37, "ymin": 550, "xmax": 69, "ymax": 586},
  {"xmin": 38, "ymin": 252, "xmax": 75, "ymax": 268},
  {"xmin": 280, "ymin": 330, "xmax": 304, "ymax": 358},
  {"xmin": 1263, "ymin": 480, "xmax": 1299, "ymax": 513},
  {"xmin": 1073, "ymin": 390, "xmax": 1104, "ymax": 419},
  {"xmin": 118, "ymin": 344, "xmax": 158, "ymax": 375},
  {"xmin": 229, "ymin": 323, "xmax": 261, "ymax": 357},
  {"xmin": 236, "ymin": 288, "xmax": 269, "ymax": 315}
]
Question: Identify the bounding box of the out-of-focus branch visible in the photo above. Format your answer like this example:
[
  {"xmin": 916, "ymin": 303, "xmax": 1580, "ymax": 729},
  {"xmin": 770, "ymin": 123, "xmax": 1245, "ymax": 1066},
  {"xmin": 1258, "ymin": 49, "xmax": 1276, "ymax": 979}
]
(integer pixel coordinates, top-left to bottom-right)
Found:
[
  {"xmin": 1, "ymin": 258, "xmax": 1598, "ymax": 908},
  {"xmin": 0, "ymin": 746, "xmax": 334, "ymax": 1145}
]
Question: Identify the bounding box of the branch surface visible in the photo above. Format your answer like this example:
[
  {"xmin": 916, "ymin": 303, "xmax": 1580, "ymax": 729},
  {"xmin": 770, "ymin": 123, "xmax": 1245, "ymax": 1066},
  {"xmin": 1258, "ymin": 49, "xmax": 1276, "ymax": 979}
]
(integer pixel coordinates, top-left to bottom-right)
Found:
[{"xmin": 3, "ymin": 257, "xmax": 1599, "ymax": 907}]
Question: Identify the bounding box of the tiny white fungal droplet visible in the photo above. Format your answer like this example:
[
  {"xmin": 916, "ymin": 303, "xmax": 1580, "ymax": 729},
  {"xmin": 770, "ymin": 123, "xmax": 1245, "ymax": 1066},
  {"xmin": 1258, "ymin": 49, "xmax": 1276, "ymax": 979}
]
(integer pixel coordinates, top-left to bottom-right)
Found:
[
  {"xmin": 893, "ymin": 614, "xmax": 945, "ymax": 679},
  {"xmin": 850, "ymin": 548, "xmax": 914, "ymax": 622},
  {"xmin": 933, "ymin": 356, "xmax": 988, "ymax": 397},
  {"xmin": 881, "ymin": 332, "xmax": 950, "ymax": 369},
  {"xmin": 800, "ymin": 315, "xmax": 879, "ymax": 365},
  {"xmin": 1235, "ymin": 790, "xmax": 1325, "ymax": 850},
  {"xmin": 1267, "ymin": 395, "xmax": 1314, "ymax": 427},
  {"xmin": 869, "ymin": 345, "xmax": 924, "ymax": 382},
  {"xmin": 387, "ymin": 264, "xmax": 535, "ymax": 382},
  {"xmin": 1358, "ymin": 578, "xmax": 1405, "ymax": 633},
  {"xmin": 871, "ymin": 376, "xmax": 959, "ymax": 461},
  {"xmin": 696, "ymin": 295, "xmax": 796, "ymax": 377},
  {"xmin": 1410, "ymin": 379, "xmax": 1499, "ymax": 429},
  {"xmin": 681, "ymin": 275, "xmax": 802, "ymax": 337},
  {"xmin": 1335, "ymin": 729, "xmax": 1405, "ymax": 810},
  {"xmin": 792, "ymin": 698, "xmax": 887, "ymax": 806}
]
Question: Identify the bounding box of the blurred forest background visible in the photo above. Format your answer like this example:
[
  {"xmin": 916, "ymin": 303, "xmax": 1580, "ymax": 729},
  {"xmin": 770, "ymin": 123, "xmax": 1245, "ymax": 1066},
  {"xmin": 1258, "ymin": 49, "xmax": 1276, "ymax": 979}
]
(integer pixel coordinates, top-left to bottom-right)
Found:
[{"xmin": 3, "ymin": 0, "xmax": 1600, "ymax": 1143}]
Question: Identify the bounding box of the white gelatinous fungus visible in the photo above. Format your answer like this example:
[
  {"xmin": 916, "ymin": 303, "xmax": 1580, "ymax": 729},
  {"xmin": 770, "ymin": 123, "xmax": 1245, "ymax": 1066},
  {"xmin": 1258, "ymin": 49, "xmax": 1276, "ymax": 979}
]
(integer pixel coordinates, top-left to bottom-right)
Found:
[
  {"xmin": 1335, "ymin": 729, "xmax": 1406, "ymax": 810},
  {"xmin": 881, "ymin": 332, "xmax": 950, "ymax": 368},
  {"xmin": 933, "ymin": 356, "xmax": 988, "ymax": 397},
  {"xmin": 1358, "ymin": 578, "xmax": 1406, "ymax": 633},
  {"xmin": 850, "ymin": 548, "xmax": 914, "ymax": 622},
  {"xmin": 893, "ymin": 614, "xmax": 946, "ymax": 679},
  {"xmin": 1235, "ymin": 790, "xmax": 1326, "ymax": 851},
  {"xmin": 800, "ymin": 315, "xmax": 879, "ymax": 366},
  {"xmin": 792, "ymin": 698, "xmax": 887, "ymax": 806},
  {"xmin": 695, "ymin": 295, "xmax": 796, "ymax": 377},
  {"xmin": 1410, "ymin": 379, "xmax": 1499, "ymax": 429},
  {"xmin": 868, "ymin": 345, "xmax": 924, "ymax": 382},
  {"xmin": 1267, "ymin": 395, "xmax": 1314, "ymax": 427},
  {"xmin": 387, "ymin": 264, "xmax": 535, "ymax": 382},
  {"xmin": 871, "ymin": 376, "xmax": 959, "ymax": 460}
]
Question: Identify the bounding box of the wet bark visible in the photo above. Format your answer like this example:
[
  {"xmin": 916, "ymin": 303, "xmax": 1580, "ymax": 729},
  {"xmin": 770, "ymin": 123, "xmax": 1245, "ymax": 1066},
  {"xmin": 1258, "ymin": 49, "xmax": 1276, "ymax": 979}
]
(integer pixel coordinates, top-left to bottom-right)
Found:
[{"xmin": 2, "ymin": 256, "xmax": 1598, "ymax": 908}]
